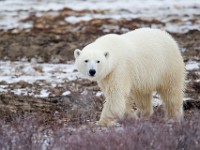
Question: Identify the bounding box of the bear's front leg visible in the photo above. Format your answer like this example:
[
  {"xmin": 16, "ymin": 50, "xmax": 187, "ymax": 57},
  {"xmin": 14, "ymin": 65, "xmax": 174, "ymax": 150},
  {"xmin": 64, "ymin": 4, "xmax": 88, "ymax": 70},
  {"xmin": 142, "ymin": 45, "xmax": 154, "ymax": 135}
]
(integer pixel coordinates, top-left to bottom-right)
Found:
[
  {"xmin": 96, "ymin": 119, "xmax": 117, "ymax": 127},
  {"xmin": 96, "ymin": 94, "xmax": 127, "ymax": 127}
]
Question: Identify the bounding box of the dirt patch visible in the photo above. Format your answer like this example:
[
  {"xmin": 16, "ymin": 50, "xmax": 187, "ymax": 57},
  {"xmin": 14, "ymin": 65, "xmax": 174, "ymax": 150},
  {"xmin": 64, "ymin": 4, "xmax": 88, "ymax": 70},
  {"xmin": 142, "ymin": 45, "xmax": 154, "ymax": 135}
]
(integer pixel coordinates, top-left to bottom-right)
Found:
[
  {"xmin": 0, "ymin": 19, "xmax": 199, "ymax": 63},
  {"xmin": 0, "ymin": 78, "xmax": 103, "ymax": 125},
  {"xmin": 0, "ymin": 92, "xmax": 103, "ymax": 126},
  {"xmin": 174, "ymin": 30, "xmax": 200, "ymax": 61},
  {"xmin": 0, "ymin": 8, "xmax": 166, "ymax": 62}
]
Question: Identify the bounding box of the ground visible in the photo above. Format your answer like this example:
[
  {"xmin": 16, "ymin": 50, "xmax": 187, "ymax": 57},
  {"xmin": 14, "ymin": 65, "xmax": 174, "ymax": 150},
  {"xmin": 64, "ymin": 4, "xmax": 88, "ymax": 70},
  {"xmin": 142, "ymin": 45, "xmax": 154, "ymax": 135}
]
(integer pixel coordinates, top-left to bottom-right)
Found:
[{"xmin": 0, "ymin": 0, "xmax": 200, "ymax": 149}]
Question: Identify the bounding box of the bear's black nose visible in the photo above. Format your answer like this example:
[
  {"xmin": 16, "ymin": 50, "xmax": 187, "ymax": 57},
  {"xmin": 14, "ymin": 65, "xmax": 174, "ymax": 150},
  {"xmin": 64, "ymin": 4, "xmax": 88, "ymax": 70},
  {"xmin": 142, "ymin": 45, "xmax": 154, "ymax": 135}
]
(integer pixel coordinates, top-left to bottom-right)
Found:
[{"xmin": 89, "ymin": 69, "xmax": 96, "ymax": 76}]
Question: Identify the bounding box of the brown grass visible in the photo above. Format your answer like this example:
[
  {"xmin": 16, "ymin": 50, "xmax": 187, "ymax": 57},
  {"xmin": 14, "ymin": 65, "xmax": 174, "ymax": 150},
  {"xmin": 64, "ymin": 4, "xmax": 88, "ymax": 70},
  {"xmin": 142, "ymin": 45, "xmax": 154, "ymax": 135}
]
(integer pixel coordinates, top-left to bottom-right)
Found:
[{"xmin": 0, "ymin": 109, "xmax": 200, "ymax": 150}]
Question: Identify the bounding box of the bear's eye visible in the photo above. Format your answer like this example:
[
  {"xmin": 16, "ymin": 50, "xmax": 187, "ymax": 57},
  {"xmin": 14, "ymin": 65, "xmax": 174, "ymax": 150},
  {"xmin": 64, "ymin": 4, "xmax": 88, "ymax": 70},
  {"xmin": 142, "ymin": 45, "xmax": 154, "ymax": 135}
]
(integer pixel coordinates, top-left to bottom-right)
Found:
[
  {"xmin": 84, "ymin": 60, "xmax": 88, "ymax": 63},
  {"xmin": 97, "ymin": 60, "xmax": 100, "ymax": 63}
]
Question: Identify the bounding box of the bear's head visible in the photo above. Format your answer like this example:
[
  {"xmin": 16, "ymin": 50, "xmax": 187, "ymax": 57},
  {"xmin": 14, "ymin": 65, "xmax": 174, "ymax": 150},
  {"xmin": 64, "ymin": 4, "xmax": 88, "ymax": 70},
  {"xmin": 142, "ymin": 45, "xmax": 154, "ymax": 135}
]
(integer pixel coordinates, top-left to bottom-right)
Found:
[{"xmin": 74, "ymin": 48, "xmax": 109, "ymax": 81}]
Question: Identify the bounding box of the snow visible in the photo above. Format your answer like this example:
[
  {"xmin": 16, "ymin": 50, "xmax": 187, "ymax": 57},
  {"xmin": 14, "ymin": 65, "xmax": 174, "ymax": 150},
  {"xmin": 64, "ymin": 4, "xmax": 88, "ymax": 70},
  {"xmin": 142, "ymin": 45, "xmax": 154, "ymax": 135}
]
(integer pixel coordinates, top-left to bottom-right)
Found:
[
  {"xmin": 38, "ymin": 89, "xmax": 50, "ymax": 98},
  {"xmin": 62, "ymin": 91, "xmax": 71, "ymax": 96},
  {"xmin": 152, "ymin": 98, "xmax": 162, "ymax": 107},
  {"xmin": 96, "ymin": 91, "xmax": 103, "ymax": 97},
  {"xmin": 0, "ymin": 85, "xmax": 8, "ymax": 92},
  {"xmin": 0, "ymin": 61, "xmax": 81, "ymax": 84},
  {"xmin": 185, "ymin": 61, "xmax": 200, "ymax": 71},
  {"xmin": 0, "ymin": 0, "xmax": 200, "ymax": 33},
  {"xmin": 7, "ymin": 0, "xmax": 193, "ymax": 13},
  {"xmin": 0, "ymin": 61, "xmax": 83, "ymax": 97}
]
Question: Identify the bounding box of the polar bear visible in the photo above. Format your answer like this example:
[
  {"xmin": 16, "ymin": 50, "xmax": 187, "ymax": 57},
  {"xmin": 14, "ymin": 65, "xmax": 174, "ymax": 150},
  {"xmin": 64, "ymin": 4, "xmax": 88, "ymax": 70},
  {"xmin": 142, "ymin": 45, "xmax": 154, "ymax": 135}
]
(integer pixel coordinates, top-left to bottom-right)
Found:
[{"xmin": 74, "ymin": 28, "xmax": 185, "ymax": 127}]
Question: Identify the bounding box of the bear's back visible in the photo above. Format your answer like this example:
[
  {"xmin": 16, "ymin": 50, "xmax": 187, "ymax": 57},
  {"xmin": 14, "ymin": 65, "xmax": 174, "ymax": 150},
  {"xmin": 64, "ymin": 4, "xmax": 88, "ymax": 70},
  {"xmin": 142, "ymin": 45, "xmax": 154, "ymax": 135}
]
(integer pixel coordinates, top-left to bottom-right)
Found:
[
  {"xmin": 122, "ymin": 28, "xmax": 180, "ymax": 56},
  {"xmin": 121, "ymin": 28, "xmax": 184, "ymax": 90},
  {"xmin": 121, "ymin": 28, "xmax": 182, "ymax": 71}
]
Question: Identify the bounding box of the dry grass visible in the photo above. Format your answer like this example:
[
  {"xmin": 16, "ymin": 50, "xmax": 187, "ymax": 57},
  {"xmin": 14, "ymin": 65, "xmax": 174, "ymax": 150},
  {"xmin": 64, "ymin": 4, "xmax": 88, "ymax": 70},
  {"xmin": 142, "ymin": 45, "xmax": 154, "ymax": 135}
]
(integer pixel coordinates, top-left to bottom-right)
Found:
[{"xmin": 1, "ymin": 108, "xmax": 200, "ymax": 150}]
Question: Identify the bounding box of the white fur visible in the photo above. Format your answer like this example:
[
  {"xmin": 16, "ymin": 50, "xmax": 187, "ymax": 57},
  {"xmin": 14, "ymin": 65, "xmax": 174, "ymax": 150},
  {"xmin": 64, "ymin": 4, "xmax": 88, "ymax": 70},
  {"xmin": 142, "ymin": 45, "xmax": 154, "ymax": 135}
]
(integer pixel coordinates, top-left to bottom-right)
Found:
[{"xmin": 74, "ymin": 28, "xmax": 185, "ymax": 127}]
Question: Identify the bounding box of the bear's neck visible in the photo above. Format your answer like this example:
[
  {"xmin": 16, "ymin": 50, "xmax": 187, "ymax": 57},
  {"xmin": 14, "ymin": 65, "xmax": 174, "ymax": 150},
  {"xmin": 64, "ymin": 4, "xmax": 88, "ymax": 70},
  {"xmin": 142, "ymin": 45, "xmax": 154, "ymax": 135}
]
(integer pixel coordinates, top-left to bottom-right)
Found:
[{"xmin": 97, "ymin": 70, "xmax": 115, "ymax": 92}]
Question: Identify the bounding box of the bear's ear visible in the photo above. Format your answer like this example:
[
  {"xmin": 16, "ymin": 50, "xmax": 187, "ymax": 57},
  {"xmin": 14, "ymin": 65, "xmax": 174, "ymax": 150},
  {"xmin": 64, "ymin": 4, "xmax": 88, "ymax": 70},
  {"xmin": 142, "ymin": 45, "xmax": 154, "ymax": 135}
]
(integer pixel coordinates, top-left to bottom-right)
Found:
[
  {"xmin": 74, "ymin": 49, "xmax": 81, "ymax": 58},
  {"xmin": 104, "ymin": 52, "xmax": 109, "ymax": 58}
]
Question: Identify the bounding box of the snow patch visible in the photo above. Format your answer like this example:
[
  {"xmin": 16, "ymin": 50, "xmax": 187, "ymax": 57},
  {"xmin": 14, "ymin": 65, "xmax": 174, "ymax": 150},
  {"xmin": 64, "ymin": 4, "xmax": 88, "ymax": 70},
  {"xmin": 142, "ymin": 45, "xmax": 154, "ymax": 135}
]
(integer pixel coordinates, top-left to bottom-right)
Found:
[
  {"xmin": 62, "ymin": 91, "xmax": 71, "ymax": 96},
  {"xmin": 0, "ymin": 61, "xmax": 80, "ymax": 84},
  {"xmin": 0, "ymin": 61, "xmax": 82, "ymax": 97},
  {"xmin": 0, "ymin": 0, "xmax": 200, "ymax": 33},
  {"xmin": 96, "ymin": 91, "xmax": 103, "ymax": 97},
  {"xmin": 185, "ymin": 61, "xmax": 200, "ymax": 70},
  {"xmin": 38, "ymin": 89, "xmax": 50, "ymax": 98},
  {"xmin": 152, "ymin": 98, "xmax": 162, "ymax": 107}
]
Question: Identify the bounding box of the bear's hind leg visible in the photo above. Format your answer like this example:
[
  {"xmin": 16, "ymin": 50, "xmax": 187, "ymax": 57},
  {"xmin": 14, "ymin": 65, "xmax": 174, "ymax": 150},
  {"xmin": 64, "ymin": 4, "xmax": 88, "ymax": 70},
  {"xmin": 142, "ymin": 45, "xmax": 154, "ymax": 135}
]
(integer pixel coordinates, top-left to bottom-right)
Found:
[
  {"xmin": 125, "ymin": 98, "xmax": 138, "ymax": 120},
  {"xmin": 158, "ymin": 88, "xmax": 183, "ymax": 121},
  {"xmin": 133, "ymin": 92, "xmax": 153, "ymax": 118}
]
